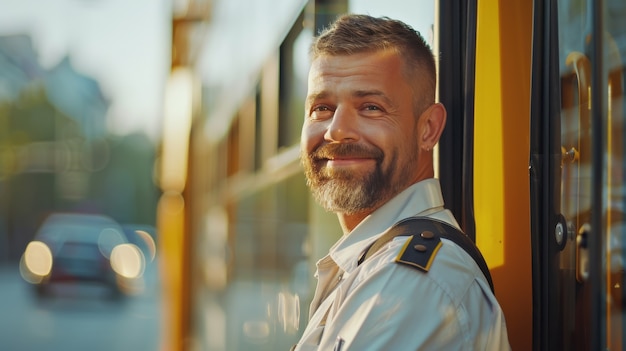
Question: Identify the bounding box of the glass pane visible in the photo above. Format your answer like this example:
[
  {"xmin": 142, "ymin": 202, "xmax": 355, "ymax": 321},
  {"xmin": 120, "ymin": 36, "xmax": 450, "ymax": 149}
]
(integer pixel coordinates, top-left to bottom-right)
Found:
[
  {"xmin": 278, "ymin": 21, "xmax": 312, "ymax": 148},
  {"xmin": 558, "ymin": 2, "xmax": 591, "ymax": 349},
  {"xmin": 604, "ymin": 0, "xmax": 626, "ymax": 348},
  {"xmin": 349, "ymin": 0, "xmax": 435, "ymax": 48},
  {"xmin": 558, "ymin": 0, "xmax": 626, "ymax": 349}
]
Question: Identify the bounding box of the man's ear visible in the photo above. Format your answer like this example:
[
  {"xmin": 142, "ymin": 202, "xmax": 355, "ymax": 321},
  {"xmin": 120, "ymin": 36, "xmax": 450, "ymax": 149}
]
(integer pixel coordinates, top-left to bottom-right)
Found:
[{"xmin": 419, "ymin": 103, "xmax": 447, "ymax": 151}]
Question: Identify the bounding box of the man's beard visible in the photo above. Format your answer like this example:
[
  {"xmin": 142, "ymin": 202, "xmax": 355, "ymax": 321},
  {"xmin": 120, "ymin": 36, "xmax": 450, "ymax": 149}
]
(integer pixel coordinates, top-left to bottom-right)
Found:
[{"xmin": 301, "ymin": 143, "xmax": 398, "ymax": 214}]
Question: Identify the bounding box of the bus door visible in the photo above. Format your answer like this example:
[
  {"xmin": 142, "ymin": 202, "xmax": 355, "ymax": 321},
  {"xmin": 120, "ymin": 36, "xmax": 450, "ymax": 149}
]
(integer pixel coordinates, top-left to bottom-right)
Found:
[{"xmin": 531, "ymin": 0, "xmax": 626, "ymax": 350}]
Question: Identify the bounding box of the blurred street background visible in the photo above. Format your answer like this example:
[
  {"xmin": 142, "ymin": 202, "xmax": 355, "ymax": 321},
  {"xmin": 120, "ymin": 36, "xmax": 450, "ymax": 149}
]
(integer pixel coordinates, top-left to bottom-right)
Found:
[
  {"xmin": 0, "ymin": 261, "xmax": 160, "ymax": 351},
  {"xmin": 0, "ymin": 0, "xmax": 169, "ymax": 350}
]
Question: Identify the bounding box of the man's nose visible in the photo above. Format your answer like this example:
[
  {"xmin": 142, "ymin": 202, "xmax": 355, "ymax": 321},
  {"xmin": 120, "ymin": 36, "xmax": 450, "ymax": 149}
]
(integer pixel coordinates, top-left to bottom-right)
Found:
[{"xmin": 324, "ymin": 107, "xmax": 359, "ymax": 142}]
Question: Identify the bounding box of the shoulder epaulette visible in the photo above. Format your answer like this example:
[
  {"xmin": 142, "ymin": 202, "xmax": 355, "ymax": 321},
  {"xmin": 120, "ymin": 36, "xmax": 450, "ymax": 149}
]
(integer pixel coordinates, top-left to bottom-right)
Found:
[
  {"xmin": 358, "ymin": 216, "xmax": 495, "ymax": 293},
  {"xmin": 395, "ymin": 230, "xmax": 443, "ymax": 272}
]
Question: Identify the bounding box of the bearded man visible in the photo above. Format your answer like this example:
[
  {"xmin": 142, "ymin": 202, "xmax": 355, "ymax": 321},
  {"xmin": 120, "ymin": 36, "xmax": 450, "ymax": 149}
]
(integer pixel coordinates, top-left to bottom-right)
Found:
[{"xmin": 294, "ymin": 14, "xmax": 510, "ymax": 351}]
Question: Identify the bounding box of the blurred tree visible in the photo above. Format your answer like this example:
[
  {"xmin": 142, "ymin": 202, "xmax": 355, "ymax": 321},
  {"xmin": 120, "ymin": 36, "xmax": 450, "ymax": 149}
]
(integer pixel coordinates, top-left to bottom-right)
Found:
[
  {"xmin": 88, "ymin": 132, "xmax": 159, "ymax": 227},
  {"xmin": 0, "ymin": 85, "xmax": 80, "ymax": 260}
]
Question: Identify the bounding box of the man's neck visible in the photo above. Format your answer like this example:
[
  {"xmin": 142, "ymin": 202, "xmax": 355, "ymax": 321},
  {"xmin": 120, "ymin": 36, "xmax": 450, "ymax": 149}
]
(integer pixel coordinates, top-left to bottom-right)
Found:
[{"xmin": 337, "ymin": 211, "xmax": 371, "ymax": 234}]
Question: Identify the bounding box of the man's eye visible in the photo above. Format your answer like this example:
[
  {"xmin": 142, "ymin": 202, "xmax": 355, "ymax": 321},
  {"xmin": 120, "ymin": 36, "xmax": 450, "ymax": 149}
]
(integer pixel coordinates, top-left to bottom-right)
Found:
[
  {"xmin": 363, "ymin": 104, "xmax": 387, "ymax": 114},
  {"xmin": 309, "ymin": 105, "xmax": 333, "ymax": 120}
]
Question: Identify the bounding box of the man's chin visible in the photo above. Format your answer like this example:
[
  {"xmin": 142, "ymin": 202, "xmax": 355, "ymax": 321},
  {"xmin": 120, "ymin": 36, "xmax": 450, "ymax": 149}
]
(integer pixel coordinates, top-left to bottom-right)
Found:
[{"xmin": 312, "ymin": 183, "xmax": 375, "ymax": 213}]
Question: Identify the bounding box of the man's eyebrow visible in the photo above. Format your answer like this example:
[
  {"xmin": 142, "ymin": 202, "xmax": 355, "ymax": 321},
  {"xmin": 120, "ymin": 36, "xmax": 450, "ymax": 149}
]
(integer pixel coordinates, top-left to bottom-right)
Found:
[
  {"xmin": 306, "ymin": 90, "xmax": 393, "ymax": 105},
  {"xmin": 306, "ymin": 91, "xmax": 329, "ymax": 105},
  {"xmin": 353, "ymin": 90, "xmax": 393, "ymax": 105}
]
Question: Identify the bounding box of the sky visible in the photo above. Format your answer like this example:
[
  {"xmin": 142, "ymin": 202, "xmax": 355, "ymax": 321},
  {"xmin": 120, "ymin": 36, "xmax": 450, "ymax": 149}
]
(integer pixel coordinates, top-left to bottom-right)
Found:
[{"xmin": 0, "ymin": 0, "xmax": 171, "ymax": 141}]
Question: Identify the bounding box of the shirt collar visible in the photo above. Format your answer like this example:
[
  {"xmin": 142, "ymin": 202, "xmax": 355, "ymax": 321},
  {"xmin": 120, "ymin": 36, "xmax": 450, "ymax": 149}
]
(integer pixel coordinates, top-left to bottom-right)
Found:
[{"xmin": 329, "ymin": 178, "xmax": 446, "ymax": 274}]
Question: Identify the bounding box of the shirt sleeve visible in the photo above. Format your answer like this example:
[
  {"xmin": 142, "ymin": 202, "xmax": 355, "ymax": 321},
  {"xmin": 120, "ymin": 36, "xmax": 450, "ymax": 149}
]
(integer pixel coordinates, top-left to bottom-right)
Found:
[{"xmin": 316, "ymin": 240, "xmax": 510, "ymax": 351}]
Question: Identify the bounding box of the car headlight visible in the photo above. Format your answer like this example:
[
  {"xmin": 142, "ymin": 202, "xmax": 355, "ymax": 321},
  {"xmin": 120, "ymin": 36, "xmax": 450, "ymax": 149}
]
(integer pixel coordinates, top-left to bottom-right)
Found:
[
  {"xmin": 110, "ymin": 243, "xmax": 145, "ymax": 279},
  {"xmin": 20, "ymin": 241, "xmax": 53, "ymax": 283}
]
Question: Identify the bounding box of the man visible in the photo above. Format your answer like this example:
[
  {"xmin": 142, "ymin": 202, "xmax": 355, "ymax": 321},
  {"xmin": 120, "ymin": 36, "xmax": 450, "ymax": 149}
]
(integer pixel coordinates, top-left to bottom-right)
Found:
[{"xmin": 295, "ymin": 14, "xmax": 510, "ymax": 350}]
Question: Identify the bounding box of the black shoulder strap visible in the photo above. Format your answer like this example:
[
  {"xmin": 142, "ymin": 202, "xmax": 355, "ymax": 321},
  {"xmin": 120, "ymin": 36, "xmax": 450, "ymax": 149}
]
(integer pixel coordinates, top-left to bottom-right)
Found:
[{"xmin": 358, "ymin": 216, "xmax": 495, "ymax": 293}]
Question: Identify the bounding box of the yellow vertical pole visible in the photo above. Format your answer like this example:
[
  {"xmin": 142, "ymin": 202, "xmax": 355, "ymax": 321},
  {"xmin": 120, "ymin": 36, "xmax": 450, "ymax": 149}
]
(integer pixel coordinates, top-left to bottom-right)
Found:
[{"xmin": 158, "ymin": 67, "xmax": 195, "ymax": 351}]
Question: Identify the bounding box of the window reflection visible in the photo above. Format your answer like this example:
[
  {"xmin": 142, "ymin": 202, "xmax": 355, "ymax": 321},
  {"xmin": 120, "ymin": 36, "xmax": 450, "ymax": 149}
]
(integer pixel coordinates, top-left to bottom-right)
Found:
[{"xmin": 558, "ymin": 0, "xmax": 626, "ymax": 349}]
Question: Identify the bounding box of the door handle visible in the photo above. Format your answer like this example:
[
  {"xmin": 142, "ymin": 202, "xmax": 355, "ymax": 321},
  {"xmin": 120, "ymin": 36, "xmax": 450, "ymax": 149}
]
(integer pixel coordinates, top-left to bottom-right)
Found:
[
  {"xmin": 576, "ymin": 223, "xmax": 591, "ymax": 283},
  {"xmin": 564, "ymin": 52, "xmax": 593, "ymax": 285},
  {"xmin": 565, "ymin": 51, "xmax": 591, "ymax": 112}
]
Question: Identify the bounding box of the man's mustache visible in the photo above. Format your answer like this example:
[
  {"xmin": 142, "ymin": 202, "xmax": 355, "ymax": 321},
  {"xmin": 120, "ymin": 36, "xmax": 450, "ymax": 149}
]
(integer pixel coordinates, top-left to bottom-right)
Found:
[{"xmin": 309, "ymin": 143, "xmax": 384, "ymax": 161}]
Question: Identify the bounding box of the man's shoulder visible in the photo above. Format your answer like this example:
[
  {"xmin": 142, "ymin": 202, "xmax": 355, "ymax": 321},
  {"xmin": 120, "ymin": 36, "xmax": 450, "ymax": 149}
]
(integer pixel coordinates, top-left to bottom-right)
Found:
[
  {"xmin": 358, "ymin": 214, "xmax": 460, "ymax": 273},
  {"xmin": 356, "ymin": 229, "xmax": 480, "ymax": 297}
]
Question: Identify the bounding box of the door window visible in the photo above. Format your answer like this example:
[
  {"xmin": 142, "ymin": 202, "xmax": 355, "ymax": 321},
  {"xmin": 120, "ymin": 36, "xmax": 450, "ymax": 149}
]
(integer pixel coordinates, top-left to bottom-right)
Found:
[{"xmin": 557, "ymin": 0, "xmax": 626, "ymax": 349}]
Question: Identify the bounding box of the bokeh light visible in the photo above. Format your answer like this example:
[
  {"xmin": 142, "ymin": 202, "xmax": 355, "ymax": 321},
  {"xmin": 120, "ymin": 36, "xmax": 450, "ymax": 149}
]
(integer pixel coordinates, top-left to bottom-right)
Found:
[
  {"xmin": 97, "ymin": 228, "xmax": 126, "ymax": 258},
  {"xmin": 19, "ymin": 240, "xmax": 53, "ymax": 284},
  {"xmin": 23, "ymin": 241, "xmax": 53, "ymax": 277},
  {"xmin": 110, "ymin": 243, "xmax": 145, "ymax": 279}
]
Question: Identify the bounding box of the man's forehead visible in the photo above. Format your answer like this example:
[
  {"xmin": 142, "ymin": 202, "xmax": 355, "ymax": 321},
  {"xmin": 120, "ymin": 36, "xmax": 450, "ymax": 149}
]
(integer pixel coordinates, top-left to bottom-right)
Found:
[
  {"xmin": 311, "ymin": 49, "xmax": 401, "ymax": 65},
  {"xmin": 308, "ymin": 52, "xmax": 407, "ymax": 89}
]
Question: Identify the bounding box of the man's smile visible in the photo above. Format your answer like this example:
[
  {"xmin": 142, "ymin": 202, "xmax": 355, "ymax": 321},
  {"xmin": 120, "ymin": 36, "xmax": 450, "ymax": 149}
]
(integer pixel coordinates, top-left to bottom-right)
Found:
[
  {"xmin": 325, "ymin": 156, "xmax": 376, "ymax": 168},
  {"xmin": 310, "ymin": 143, "xmax": 384, "ymax": 167}
]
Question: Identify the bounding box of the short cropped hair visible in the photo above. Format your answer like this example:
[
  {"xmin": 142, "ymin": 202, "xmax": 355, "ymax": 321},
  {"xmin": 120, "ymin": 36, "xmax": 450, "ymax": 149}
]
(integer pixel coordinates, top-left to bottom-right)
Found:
[{"xmin": 311, "ymin": 14, "xmax": 436, "ymax": 112}]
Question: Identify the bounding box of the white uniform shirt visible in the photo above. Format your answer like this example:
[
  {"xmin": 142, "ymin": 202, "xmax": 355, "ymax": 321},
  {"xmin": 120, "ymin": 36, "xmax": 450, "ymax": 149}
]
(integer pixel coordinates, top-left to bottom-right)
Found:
[{"xmin": 294, "ymin": 179, "xmax": 511, "ymax": 351}]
